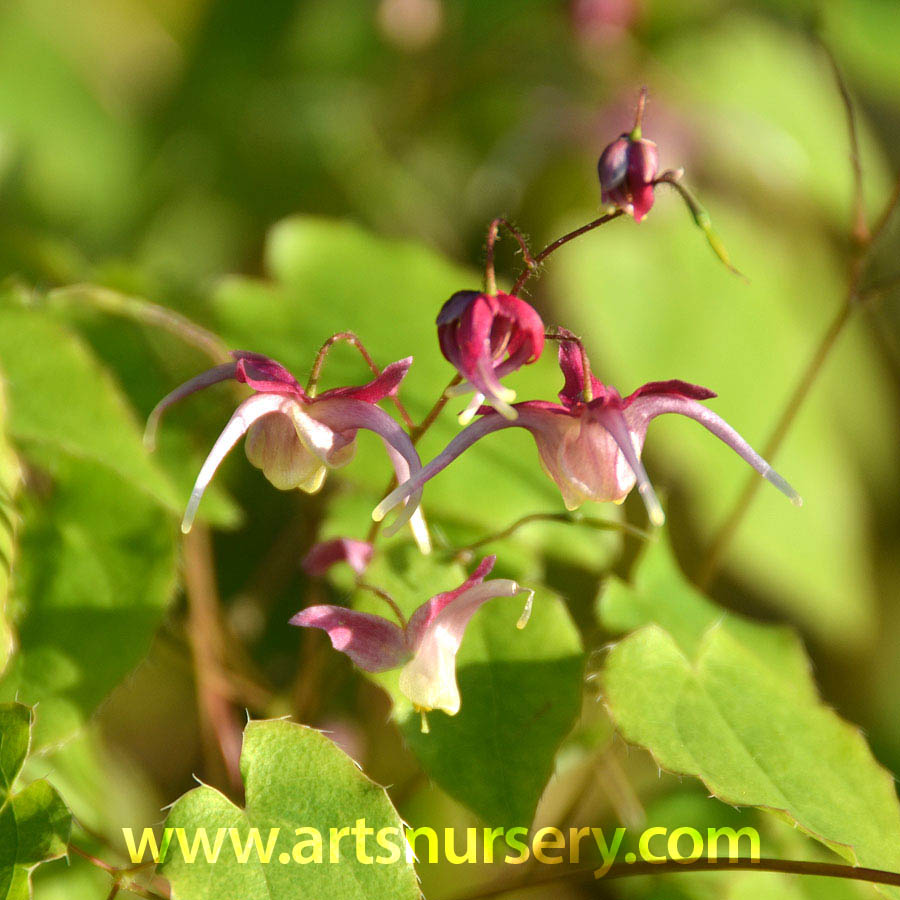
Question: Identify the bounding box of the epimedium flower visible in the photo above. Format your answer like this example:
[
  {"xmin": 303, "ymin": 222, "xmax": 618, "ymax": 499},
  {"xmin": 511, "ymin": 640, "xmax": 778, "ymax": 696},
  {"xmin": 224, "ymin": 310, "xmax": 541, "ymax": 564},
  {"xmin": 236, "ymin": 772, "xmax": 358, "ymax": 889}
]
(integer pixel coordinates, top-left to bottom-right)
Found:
[
  {"xmin": 146, "ymin": 350, "xmax": 427, "ymax": 540},
  {"xmin": 290, "ymin": 556, "xmax": 533, "ymax": 723},
  {"xmin": 597, "ymin": 89, "xmax": 659, "ymax": 223},
  {"xmin": 437, "ymin": 289, "xmax": 545, "ymax": 424},
  {"xmin": 374, "ymin": 339, "xmax": 801, "ymax": 528}
]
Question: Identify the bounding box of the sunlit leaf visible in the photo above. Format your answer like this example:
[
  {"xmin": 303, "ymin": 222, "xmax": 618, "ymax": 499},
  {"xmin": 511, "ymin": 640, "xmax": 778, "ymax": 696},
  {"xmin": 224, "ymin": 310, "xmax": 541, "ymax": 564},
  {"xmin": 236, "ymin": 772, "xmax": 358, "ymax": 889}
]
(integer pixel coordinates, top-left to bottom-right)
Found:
[
  {"xmin": 160, "ymin": 719, "xmax": 419, "ymax": 900},
  {"xmin": 0, "ymin": 303, "xmax": 181, "ymax": 513},
  {"xmin": 600, "ymin": 535, "xmax": 900, "ymax": 894}
]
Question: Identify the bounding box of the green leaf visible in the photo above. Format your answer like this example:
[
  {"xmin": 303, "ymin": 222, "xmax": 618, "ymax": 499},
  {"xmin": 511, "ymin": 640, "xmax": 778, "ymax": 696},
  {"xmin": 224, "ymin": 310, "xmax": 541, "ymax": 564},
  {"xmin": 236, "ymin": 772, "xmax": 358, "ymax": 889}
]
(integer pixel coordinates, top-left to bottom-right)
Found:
[
  {"xmin": 0, "ymin": 382, "xmax": 19, "ymax": 676},
  {"xmin": 0, "ymin": 453, "xmax": 178, "ymax": 747},
  {"xmin": 600, "ymin": 535, "xmax": 900, "ymax": 891},
  {"xmin": 0, "ymin": 299, "xmax": 181, "ymax": 746},
  {"xmin": 0, "ymin": 703, "xmax": 72, "ymax": 900},
  {"xmin": 159, "ymin": 719, "xmax": 419, "ymax": 900},
  {"xmin": 0, "ymin": 303, "xmax": 181, "ymax": 514},
  {"xmin": 345, "ymin": 545, "xmax": 584, "ymax": 826}
]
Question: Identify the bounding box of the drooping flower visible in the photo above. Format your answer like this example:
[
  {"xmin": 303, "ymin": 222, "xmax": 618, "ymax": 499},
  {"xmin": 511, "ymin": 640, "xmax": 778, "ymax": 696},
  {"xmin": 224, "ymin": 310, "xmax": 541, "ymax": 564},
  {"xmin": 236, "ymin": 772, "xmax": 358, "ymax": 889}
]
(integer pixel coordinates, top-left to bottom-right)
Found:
[
  {"xmin": 375, "ymin": 340, "xmax": 801, "ymax": 528},
  {"xmin": 146, "ymin": 351, "xmax": 427, "ymax": 540},
  {"xmin": 437, "ymin": 289, "xmax": 545, "ymax": 424},
  {"xmin": 303, "ymin": 538, "xmax": 374, "ymax": 576},
  {"xmin": 290, "ymin": 556, "xmax": 532, "ymax": 719}
]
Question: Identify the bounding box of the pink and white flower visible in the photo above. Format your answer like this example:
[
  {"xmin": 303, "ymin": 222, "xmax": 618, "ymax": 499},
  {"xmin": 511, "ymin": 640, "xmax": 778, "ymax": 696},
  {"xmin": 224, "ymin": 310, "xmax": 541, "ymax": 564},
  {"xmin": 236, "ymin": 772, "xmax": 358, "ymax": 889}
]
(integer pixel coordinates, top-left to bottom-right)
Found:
[
  {"xmin": 147, "ymin": 351, "xmax": 426, "ymax": 538},
  {"xmin": 290, "ymin": 556, "xmax": 532, "ymax": 716},
  {"xmin": 375, "ymin": 340, "xmax": 801, "ymax": 527}
]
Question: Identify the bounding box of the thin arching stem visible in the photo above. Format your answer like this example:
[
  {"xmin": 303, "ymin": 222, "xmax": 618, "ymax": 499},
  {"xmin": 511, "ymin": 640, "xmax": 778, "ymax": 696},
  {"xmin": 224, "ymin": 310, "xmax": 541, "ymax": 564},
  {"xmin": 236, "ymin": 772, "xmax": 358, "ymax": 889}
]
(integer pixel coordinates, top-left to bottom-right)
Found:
[
  {"xmin": 47, "ymin": 284, "xmax": 230, "ymax": 365},
  {"xmin": 820, "ymin": 40, "xmax": 868, "ymax": 243},
  {"xmin": 484, "ymin": 218, "xmax": 537, "ymax": 295},
  {"xmin": 511, "ymin": 211, "xmax": 624, "ymax": 295},
  {"xmin": 452, "ymin": 511, "xmax": 649, "ymax": 557},
  {"xmin": 698, "ymin": 284, "xmax": 857, "ymax": 587},
  {"xmin": 869, "ymin": 173, "xmax": 900, "ymax": 243},
  {"xmin": 306, "ymin": 330, "xmax": 415, "ymax": 429},
  {"xmin": 68, "ymin": 845, "xmax": 168, "ymax": 900},
  {"xmin": 357, "ymin": 580, "xmax": 408, "ymax": 628},
  {"xmin": 448, "ymin": 857, "xmax": 900, "ymax": 900}
]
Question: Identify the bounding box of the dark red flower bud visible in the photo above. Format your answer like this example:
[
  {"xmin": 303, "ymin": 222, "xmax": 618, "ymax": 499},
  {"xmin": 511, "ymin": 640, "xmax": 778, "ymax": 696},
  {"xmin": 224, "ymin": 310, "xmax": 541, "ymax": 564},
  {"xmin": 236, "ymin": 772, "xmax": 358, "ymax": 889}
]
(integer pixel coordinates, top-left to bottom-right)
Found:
[
  {"xmin": 436, "ymin": 290, "xmax": 545, "ymax": 423},
  {"xmin": 597, "ymin": 133, "xmax": 659, "ymax": 223}
]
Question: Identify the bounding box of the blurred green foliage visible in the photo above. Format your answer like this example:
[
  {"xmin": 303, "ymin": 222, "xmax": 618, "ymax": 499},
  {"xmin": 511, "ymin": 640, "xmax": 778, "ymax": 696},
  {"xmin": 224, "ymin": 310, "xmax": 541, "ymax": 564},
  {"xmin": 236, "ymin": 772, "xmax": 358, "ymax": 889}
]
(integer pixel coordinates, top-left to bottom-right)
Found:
[{"xmin": 0, "ymin": 1, "xmax": 898, "ymax": 899}]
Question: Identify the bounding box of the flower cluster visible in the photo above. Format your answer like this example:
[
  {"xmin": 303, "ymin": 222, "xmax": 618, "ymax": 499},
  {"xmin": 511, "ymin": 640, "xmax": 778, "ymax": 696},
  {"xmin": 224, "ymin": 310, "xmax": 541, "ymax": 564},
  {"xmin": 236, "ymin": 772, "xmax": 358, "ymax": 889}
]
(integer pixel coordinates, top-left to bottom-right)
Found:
[{"xmin": 150, "ymin": 91, "xmax": 800, "ymax": 725}]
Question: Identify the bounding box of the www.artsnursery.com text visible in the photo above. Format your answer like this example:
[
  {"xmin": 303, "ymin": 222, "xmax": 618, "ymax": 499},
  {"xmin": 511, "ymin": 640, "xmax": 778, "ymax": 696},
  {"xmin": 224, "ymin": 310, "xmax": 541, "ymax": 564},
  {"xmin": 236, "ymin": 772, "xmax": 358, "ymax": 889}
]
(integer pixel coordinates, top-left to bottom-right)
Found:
[{"xmin": 123, "ymin": 823, "xmax": 760, "ymax": 878}]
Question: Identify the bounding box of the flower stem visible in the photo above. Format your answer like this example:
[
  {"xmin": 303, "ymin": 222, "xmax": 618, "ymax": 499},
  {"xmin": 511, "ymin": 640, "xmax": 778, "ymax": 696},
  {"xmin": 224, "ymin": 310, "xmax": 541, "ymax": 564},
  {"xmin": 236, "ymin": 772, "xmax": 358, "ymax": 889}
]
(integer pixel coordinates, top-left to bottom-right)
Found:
[
  {"xmin": 511, "ymin": 211, "xmax": 624, "ymax": 295},
  {"xmin": 306, "ymin": 331, "xmax": 415, "ymax": 429},
  {"xmin": 182, "ymin": 527, "xmax": 244, "ymax": 795},
  {"xmin": 653, "ymin": 170, "xmax": 745, "ymax": 279},
  {"xmin": 484, "ymin": 218, "xmax": 537, "ymax": 296},
  {"xmin": 448, "ymin": 857, "xmax": 900, "ymax": 900},
  {"xmin": 46, "ymin": 284, "xmax": 230, "ymax": 365},
  {"xmin": 411, "ymin": 374, "xmax": 463, "ymax": 444},
  {"xmin": 452, "ymin": 511, "xmax": 648, "ymax": 557},
  {"xmin": 357, "ymin": 580, "xmax": 408, "ymax": 628}
]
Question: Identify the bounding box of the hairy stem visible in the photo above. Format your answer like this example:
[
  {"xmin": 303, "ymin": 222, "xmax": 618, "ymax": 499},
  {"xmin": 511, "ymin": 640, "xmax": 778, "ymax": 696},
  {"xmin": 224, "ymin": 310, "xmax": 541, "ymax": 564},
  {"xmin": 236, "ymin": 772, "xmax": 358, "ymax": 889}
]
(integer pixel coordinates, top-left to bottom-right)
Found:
[
  {"xmin": 306, "ymin": 330, "xmax": 415, "ymax": 428},
  {"xmin": 484, "ymin": 218, "xmax": 537, "ymax": 295},
  {"xmin": 511, "ymin": 211, "xmax": 624, "ymax": 295}
]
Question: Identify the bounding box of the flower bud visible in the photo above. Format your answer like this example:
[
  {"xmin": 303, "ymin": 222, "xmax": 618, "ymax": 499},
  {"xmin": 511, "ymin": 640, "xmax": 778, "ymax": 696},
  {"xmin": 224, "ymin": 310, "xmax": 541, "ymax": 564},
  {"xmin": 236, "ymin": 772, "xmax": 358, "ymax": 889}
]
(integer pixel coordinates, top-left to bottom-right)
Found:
[
  {"xmin": 437, "ymin": 290, "xmax": 544, "ymax": 423},
  {"xmin": 597, "ymin": 133, "xmax": 659, "ymax": 223}
]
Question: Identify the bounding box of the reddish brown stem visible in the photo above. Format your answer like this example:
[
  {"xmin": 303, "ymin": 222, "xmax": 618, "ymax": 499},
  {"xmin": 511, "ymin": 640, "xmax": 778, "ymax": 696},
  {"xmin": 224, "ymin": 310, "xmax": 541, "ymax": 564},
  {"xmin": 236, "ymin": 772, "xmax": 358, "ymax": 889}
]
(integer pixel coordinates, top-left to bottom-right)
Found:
[
  {"xmin": 449, "ymin": 857, "xmax": 900, "ymax": 900},
  {"xmin": 484, "ymin": 218, "xmax": 537, "ymax": 295},
  {"xmin": 183, "ymin": 527, "xmax": 244, "ymax": 795},
  {"xmin": 511, "ymin": 211, "xmax": 624, "ymax": 295},
  {"xmin": 307, "ymin": 331, "xmax": 415, "ymax": 429}
]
